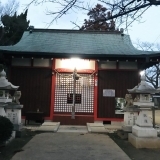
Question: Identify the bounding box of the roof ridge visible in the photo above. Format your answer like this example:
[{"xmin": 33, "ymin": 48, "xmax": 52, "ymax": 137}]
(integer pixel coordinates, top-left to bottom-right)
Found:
[{"xmin": 25, "ymin": 28, "xmax": 122, "ymax": 34}]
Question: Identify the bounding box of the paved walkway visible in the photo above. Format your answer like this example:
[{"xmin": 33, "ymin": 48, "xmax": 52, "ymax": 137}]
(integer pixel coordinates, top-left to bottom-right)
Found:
[
  {"xmin": 11, "ymin": 132, "xmax": 131, "ymax": 160},
  {"xmin": 11, "ymin": 122, "xmax": 132, "ymax": 160},
  {"xmin": 13, "ymin": 121, "xmax": 160, "ymax": 160}
]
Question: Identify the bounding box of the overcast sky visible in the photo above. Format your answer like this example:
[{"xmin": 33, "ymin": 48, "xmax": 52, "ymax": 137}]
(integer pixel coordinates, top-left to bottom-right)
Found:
[{"xmin": 2, "ymin": 0, "xmax": 160, "ymax": 46}]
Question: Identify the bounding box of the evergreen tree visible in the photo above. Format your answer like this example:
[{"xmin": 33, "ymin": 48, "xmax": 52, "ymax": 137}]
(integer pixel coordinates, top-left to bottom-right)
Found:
[
  {"xmin": 80, "ymin": 4, "xmax": 116, "ymax": 31},
  {"xmin": 0, "ymin": 9, "xmax": 30, "ymax": 46}
]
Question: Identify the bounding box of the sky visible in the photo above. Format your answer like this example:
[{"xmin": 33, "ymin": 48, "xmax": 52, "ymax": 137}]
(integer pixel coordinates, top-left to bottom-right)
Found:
[{"xmin": 2, "ymin": 0, "xmax": 160, "ymax": 47}]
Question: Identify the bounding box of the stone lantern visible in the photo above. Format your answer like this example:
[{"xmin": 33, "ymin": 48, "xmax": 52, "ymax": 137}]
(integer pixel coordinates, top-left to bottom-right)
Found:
[
  {"xmin": 0, "ymin": 69, "xmax": 23, "ymax": 135},
  {"xmin": 127, "ymin": 74, "xmax": 160, "ymax": 148}
]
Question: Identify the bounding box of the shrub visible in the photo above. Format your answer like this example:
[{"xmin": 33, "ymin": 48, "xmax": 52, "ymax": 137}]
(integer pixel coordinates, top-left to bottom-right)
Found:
[{"xmin": 0, "ymin": 116, "xmax": 14, "ymax": 144}]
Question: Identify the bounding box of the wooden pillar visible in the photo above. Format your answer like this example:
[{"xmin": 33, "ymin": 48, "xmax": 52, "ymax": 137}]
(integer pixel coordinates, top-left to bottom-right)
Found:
[
  {"xmin": 94, "ymin": 60, "xmax": 98, "ymax": 121},
  {"xmin": 50, "ymin": 58, "xmax": 56, "ymax": 120}
]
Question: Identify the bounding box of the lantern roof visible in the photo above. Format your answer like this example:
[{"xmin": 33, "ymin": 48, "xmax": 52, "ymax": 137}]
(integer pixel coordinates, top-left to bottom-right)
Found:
[
  {"xmin": 128, "ymin": 74, "xmax": 157, "ymax": 94},
  {"xmin": 0, "ymin": 70, "xmax": 19, "ymax": 90}
]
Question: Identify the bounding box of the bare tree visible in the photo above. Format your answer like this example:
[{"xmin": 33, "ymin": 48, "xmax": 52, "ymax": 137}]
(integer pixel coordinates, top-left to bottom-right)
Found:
[
  {"xmin": 145, "ymin": 64, "xmax": 160, "ymax": 89},
  {"xmin": 134, "ymin": 40, "xmax": 159, "ymax": 51},
  {"xmin": 0, "ymin": 0, "xmax": 19, "ymax": 16},
  {"xmin": 135, "ymin": 40, "xmax": 160, "ymax": 89},
  {"xmin": 26, "ymin": 0, "xmax": 160, "ymax": 27}
]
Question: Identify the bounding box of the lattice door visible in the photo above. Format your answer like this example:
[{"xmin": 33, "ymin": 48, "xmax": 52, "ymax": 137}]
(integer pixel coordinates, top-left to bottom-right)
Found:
[{"xmin": 54, "ymin": 73, "xmax": 94, "ymax": 113}]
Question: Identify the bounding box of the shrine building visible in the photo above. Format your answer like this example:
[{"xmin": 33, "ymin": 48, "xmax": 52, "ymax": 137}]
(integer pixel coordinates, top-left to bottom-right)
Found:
[{"xmin": 0, "ymin": 28, "xmax": 159, "ymax": 125}]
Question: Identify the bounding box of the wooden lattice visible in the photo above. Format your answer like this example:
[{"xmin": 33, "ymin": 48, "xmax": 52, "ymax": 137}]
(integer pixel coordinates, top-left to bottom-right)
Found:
[{"xmin": 54, "ymin": 73, "xmax": 94, "ymax": 113}]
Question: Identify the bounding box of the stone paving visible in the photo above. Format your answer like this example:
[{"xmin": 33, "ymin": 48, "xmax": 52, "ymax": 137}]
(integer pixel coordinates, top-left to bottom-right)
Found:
[{"xmin": 11, "ymin": 132, "xmax": 131, "ymax": 160}]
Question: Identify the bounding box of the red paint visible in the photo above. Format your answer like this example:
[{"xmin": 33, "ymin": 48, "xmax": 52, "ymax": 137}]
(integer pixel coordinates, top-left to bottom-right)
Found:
[
  {"xmin": 49, "ymin": 59, "xmax": 56, "ymax": 120},
  {"xmin": 55, "ymin": 68, "xmax": 94, "ymax": 73},
  {"xmin": 54, "ymin": 114, "xmax": 93, "ymax": 117},
  {"xmin": 94, "ymin": 60, "xmax": 98, "ymax": 120}
]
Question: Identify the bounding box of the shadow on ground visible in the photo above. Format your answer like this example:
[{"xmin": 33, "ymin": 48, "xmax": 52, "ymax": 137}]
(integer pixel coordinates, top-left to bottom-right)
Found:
[
  {"xmin": 0, "ymin": 129, "xmax": 44, "ymax": 160},
  {"xmin": 107, "ymin": 132, "xmax": 160, "ymax": 160}
]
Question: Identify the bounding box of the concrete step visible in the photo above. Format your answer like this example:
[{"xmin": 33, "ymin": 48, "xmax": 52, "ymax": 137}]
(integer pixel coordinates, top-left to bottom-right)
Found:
[
  {"xmin": 36, "ymin": 122, "xmax": 60, "ymax": 132},
  {"xmin": 57, "ymin": 125, "xmax": 88, "ymax": 133},
  {"xmin": 87, "ymin": 123, "xmax": 106, "ymax": 133},
  {"xmin": 87, "ymin": 123, "xmax": 122, "ymax": 133}
]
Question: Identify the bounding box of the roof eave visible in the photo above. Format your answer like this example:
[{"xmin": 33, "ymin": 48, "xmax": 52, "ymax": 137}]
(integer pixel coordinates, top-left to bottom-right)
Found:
[{"xmin": 0, "ymin": 49, "xmax": 150, "ymax": 59}]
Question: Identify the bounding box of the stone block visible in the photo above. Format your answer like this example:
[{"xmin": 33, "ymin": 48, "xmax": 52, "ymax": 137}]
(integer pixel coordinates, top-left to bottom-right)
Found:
[
  {"xmin": 122, "ymin": 125, "xmax": 132, "ymax": 132},
  {"xmin": 123, "ymin": 112, "xmax": 138, "ymax": 126},
  {"xmin": 87, "ymin": 123, "xmax": 104, "ymax": 127},
  {"xmin": 132, "ymin": 125, "xmax": 157, "ymax": 137},
  {"xmin": 136, "ymin": 111, "xmax": 152, "ymax": 127},
  {"xmin": 88, "ymin": 127, "xmax": 106, "ymax": 133},
  {"xmin": 37, "ymin": 124, "xmax": 59, "ymax": 132},
  {"xmin": 133, "ymin": 102, "xmax": 154, "ymax": 107},
  {"xmin": 0, "ymin": 98, "xmax": 12, "ymax": 103},
  {"xmin": 111, "ymin": 121, "xmax": 123, "ymax": 126},
  {"xmin": 128, "ymin": 133, "xmax": 160, "ymax": 148},
  {"xmin": 6, "ymin": 109, "xmax": 22, "ymax": 124},
  {"xmin": 42, "ymin": 122, "xmax": 60, "ymax": 126}
]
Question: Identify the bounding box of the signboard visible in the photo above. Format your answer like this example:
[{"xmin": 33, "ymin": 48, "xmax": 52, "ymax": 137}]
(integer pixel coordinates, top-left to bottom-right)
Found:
[{"xmin": 103, "ymin": 89, "xmax": 115, "ymax": 97}]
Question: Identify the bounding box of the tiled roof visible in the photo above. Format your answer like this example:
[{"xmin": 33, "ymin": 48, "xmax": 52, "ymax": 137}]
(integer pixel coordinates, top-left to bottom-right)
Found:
[{"xmin": 0, "ymin": 29, "xmax": 158, "ymax": 57}]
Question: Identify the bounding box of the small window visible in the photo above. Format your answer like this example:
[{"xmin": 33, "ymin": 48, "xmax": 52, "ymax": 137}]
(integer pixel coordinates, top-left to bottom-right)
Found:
[
  {"xmin": 99, "ymin": 61, "xmax": 116, "ymax": 69},
  {"xmin": 33, "ymin": 59, "xmax": 51, "ymax": 67},
  {"xmin": 67, "ymin": 93, "xmax": 81, "ymax": 104},
  {"xmin": 119, "ymin": 62, "xmax": 137, "ymax": 69},
  {"xmin": 12, "ymin": 58, "xmax": 31, "ymax": 66}
]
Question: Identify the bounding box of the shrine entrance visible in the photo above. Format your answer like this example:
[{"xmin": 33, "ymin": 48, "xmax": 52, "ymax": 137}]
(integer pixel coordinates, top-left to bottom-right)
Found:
[{"xmin": 53, "ymin": 72, "xmax": 94, "ymax": 125}]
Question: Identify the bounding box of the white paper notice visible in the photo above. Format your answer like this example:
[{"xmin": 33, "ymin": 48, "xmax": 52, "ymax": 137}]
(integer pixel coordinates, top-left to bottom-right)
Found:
[{"xmin": 103, "ymin": 89, "xmax": 115, "ymax": 97}]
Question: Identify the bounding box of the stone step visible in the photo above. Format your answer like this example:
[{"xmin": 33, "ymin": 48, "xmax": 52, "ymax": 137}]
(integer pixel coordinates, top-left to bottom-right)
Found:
[
  {"xmin": 36, "ymin": 122, "xmax": 60, "ymax": 132},
  {"xmin": 57, "ymin": 125, "xmax": 88, "ymax": 133}
]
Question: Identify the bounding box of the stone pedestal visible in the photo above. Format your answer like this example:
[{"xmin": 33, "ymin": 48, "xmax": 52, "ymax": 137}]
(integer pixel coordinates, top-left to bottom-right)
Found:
[
  {"xmin": 128, "ymin": 110, "xmax": 160, "ymax": 148},
  {"xmin": 122, "ymin": 107, "xmax": 139, "ymax": 132},
  {"xmin": 132, "ymin": 125, "xmax": 157, "ymax": 137},
  {"xmin": 5, "ymin": 104, "xmax": 23, "ymax": 132},
  {"xmin": 135, "ymin": 110, "xmax": 153, "ymax": 127},
  {"xmin": 128, "ymin": 133, "xmax": 160, "ymax": 148},
  {"xmin": 0, "ymin": 69, "xmax": 23, "ymax": 138},
  {"xmin": 126, "ymin": 73, "xmax": 160, "ymax": 148}
]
